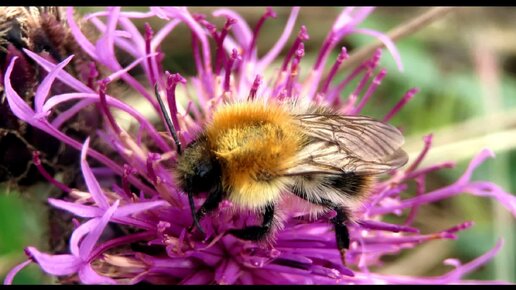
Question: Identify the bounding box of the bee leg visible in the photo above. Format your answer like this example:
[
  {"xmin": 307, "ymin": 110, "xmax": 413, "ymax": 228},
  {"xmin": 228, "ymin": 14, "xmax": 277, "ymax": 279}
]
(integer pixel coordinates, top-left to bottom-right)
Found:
[
  {"xmin": 188, "ymin": 185, "xmax": 224, "ymax": 234},
  {"xmin": 196, "ymin": 187, "xmax": 224, "ymax": 221},
  {"xmin": 187, "ymin": 192, "xmax": 205, "ymax": 235},
  {"xmin": 292, "ymin": 189, "xmax": 351, "ymax": 265},
  {"xmin": 330, "ymin": 206, "xmax": 351, "ymax": 266},
  {"xmin": 228, "ymin": 204, "xmax": 274, "ymax": 241},
  {"xmin": 319, "ymin": 200, "xmax": 351, "ymax": 265}
]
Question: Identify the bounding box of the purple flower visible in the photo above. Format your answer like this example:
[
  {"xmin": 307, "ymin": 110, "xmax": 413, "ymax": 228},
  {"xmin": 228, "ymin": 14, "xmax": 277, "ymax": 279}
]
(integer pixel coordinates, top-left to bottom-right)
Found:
[{"xmin": 3, "ymin": 7, "xmax": 516, "ymax": 285}]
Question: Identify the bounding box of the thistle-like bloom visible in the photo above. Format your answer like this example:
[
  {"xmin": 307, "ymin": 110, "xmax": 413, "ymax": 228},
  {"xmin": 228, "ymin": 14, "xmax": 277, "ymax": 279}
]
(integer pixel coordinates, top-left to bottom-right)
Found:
[{"xmin": 3, "ymin": 7, "xmax": 516, "ymax": 285}]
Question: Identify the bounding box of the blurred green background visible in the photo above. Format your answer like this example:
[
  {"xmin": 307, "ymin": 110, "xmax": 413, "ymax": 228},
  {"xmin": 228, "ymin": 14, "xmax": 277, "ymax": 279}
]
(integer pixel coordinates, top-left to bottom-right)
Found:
[{"xmin": 1, "ymin": 7, "xmax": 515, "ymax": 284}]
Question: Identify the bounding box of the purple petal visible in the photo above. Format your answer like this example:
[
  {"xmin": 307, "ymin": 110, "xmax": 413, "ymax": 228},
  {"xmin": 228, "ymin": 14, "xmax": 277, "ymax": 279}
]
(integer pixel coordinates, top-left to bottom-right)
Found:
[
  {"xmin": 34, "ymin": 55, "xmax": 74, "ymax": 113},
  {"xmin": 4, "ymin": 88, "xmax": 156, "ymax": 198},
  {"xmin": 258, "ymin": 7, "xmax": 300, "ymax": 71},
  {"xmin": 370, "ymin": 149, "xmax": 498, "ymax": 216},
  {"xmin": 78, "ymin": 263, "xmax": 117, "ymax": 285},
  {"xmin": 383, "ymin": 87, "xmax": 420, "ymax": 122},
  {"xmin": 357, "ymin": 239, "xmax": 505, "ymax": 284},
  {"xmin": 70, "ymin": 218, "xmax": 101, "ymax": 257},
  {"xmin": 180, "ymin": 269, "xmax": 214, "ymax": 285},
  {"xmin": 67, "ymin": 7, "xmax": 96, "ymax": 58},
  {"xmin": 276, "ymin": 252, "xmax": 313, "ymax": 266},
  {"xmin": 160, "ymin": 7, "xmax": 212, "ymax": 73},
  {"xmin": 309, "ymin": 264, "xmax": 344, "ymax": 279},
  {"xmin": 212, "ymin": 9, "xmax": 252, "ymax": 50},
  {"xmin": 357, "ymin": 220, "xmax": 419, "ymax": 233},
  {"xmin": 84, "ymin": 10, "xmax": 155, "ymax": 20},
  {"xmin": 25, "ymin": 247, "xmax": 81, "ymax": 276},
  {"xmin": 3, "ymin": 259, "xmax": 32, "ymax": 284},
  {"xmin": 86, "ymin": 14, "xmax": 157, "ymax": 105},
  {"xmin": 80, "ymin": 138, "xmax": 111, "ymax": 209},
  {"xmin": 346, "ymin": 7, "xmax": 375, "ymax": 29},
  {"xmin": 5, "ymin": 67, "xmax": 155, "ymax": 198},
  {"xmin": 214, "ymin": 259, "xmax": 241, "ymax": 285},
  {"xmin": 105, "ymin": 52, "xmax": 158, "ymax": 83},
  {"xmin": 260, "ymin": 264, "xmax": 311, "ymax": 275},
  {"xmin": 238, "ymin": 272, "xmax": 255, "ymax": 285},
  {"xmin": 88, "ymin": 16, "xmax": 139, "ymax": 58},
  {"xmin": 466, "ymin": 181, "xmax": 516, "ymax": 217},
  {"xmin": 332, "ymin": 7, "xmax": 355, "ymax": 31},
  {"xmin": 352, "ymin": 28, "xmax": 403, "ymax": 72},
  {"xmin": 151, "ymin": 19, "xmax": 181, "ymax": 50},
  {"xmin": 23, "ymin": 49, "xmax": 94, "ymax": 93},
  {"xmin": 457, "ymin": 148, "xmax": 495, "ymax": 184},
  {"xmin": 95, "ymin": 7, "xmax": 121, "ymax": 68},
  {"xmin": 114, "ymin": 200, "xmax": 168, "ymax": 218},
  {"xmin": 3, "ymin": 57, "xmax": 37, "ymax": 122},
  {"xmin": 79, "ymin": 200, "xmax": 120, "ymax": 259},
  {"xmin": 42, "ymin": 91, "xmax": 170, "ymax": 152},
  {"xmin": 51, "ymin": 99, "xmax": 96, "ymax": 129},
  {"xmin": 141, "ymin": 255, "xmax": 196, "ymax": 269},
  {"xmin": 48, "ymin": 198, "xmax": 102, "ymax": 218}
]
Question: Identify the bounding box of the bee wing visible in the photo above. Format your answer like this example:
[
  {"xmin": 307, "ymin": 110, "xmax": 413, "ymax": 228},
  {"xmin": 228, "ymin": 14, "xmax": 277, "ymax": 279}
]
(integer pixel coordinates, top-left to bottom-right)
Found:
[{"xmin": 286, "ymin": 114, "xmax": 408, "ymax": 176}]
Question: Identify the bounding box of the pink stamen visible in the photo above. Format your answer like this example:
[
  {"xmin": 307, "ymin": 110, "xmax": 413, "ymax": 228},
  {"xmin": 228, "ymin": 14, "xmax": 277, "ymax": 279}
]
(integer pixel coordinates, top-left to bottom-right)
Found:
[
  {"xmin": 144, "ymin": 23, "xmax": 157, "ymax": 86},
  {"xmin": 87, "ymin": 62, "xmax": 99, "ymax": 90},
  {"xmin": 407, "ymin": 134, "xmax": 433, "ymax": 173},
  {"xmin": 194, "ymin": 13, "xmax": 216, "ymax": 36},
  {"xmin": 122, "ymin": 164, "xmax": 135, "ymax": 199},
  {"xmin": 369, "ymin": 48, "xmax": 383, "ymax": 70},
  {"xmin": 403, "ymin": 161, "xmax": 456, "ymax": 181},
  {"xmin": 351, "ymin": 68, "xmax": 387, "ymax": 115},
  {"xmin": 247, "ymin": 7, "xmax": 277, "ymax": 60},
  {"xmin": 445, "ymin": 221, "xmax": 475, "ymax": 234},
  {"xmin": 345, "ymin": 70, "xmax": 372, "ymax": 112},
  {"xmin": 146, "ymin": 153, "xmax": 161, "ymax": 185},
  {"xmin": 321, "ymin": 46, "xmax": 348, "ymax": 94},
  {"xmin": 155, "ymin": 48, "xmax": 166, "ymax": 85},
  {"xmin": 365, "ymin": 184, "xmax": 408, "ymax": 213},
  {"xmin": 194, "ymin": 14, "xmax": 221, "ymax": 74},
  {"xmin": 280, "ymin": 25, "xmax": 309, "ymax": 72},
  {"xmin": 357, "ymin": 220, "xmax": 419, "ymax": 233},
  {"xmin": 224, "ymin": 49, "xmax": 241, "ymax": 93},
  {"xmin": 248, "ymin": 75, "xmax": 262, "ymax": 101},
  {"xmin": 285, "ymin": 42, "xmax": 305, "ymax": 98},
  {"xmin": 98, "ymin": 79, "xmax": 122, "ymax": 135},
  {"xmin": 383, "ymin": 87, "xmax": 420, "ymax": 122},
  {"xmin": 165, "ymin": 71, "xmax": 186, "ymax": 133},
  {"xmin": 33, "ymin": 151, "xmax": 71, "ymax": 193},
  {"xmin": 313, "ymin": 31, "xmax": 336, "ymax": 71},
  {"xmin": 273, "ymin": 26, "xmax": 309, "ymax": 94},
  {"xmin": 403, "ymin": 175, "xmax": 425, "ymax": 226},
  {"xmin": 327, "ymin": 50, "xmax": 382, "ymax": 105},
  {"xmin": 191, "ymin": 33, "xmax": 203, "ymax": 79},
  {"xmin": 214, "ymin": 17, "xmax": 236, "ymax": 75}
]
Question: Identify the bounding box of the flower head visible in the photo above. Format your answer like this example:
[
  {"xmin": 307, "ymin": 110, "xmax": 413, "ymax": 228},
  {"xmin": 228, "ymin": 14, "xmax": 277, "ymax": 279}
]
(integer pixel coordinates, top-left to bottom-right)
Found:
[{"xmin": 3, "ymin": 7, "xmax": 516, "ymax": 285}]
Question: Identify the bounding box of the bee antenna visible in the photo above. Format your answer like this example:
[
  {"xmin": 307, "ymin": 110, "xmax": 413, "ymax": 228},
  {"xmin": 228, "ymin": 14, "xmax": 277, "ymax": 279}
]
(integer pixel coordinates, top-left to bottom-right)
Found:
[
  {"xmin": 154, "ymin": 84, "xmax": 182, "ymax": 155},
  {"xmin": 188, "ymin": 192, "xmax": 205, "ymax": 235}
]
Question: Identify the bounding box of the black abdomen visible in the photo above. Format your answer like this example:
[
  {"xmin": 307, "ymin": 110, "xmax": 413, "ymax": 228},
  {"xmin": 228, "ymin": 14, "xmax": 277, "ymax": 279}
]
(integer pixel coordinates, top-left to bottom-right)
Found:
[
  {"xmin": 290, "ymin": 172, "xmax": 372, "ymax": 207},
  {"xmin": 328, "ymin": 172, "xmax": 369, "ymax": 197}
]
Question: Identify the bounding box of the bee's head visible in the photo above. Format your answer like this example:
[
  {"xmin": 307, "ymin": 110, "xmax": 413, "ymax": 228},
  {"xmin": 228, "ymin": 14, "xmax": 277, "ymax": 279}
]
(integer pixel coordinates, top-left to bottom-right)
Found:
[{"xmin": 175, "ymin": 137, "xmax": 221, "ymax": 195}]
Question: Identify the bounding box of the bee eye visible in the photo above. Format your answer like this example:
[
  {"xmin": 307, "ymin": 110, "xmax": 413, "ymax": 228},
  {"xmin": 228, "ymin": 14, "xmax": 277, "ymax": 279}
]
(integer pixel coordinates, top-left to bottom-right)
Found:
[
  {"xmin": 196, "ymin": 162, "xmax": 212, "ymax": 178},
  {"xmin": 181, "ymin": 157, "xmax": 221, "ymax": 195}
]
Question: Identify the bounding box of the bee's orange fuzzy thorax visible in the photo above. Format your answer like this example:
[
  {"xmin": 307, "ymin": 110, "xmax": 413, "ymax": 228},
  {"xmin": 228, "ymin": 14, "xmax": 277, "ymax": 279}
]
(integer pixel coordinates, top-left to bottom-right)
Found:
[{"xmin": 205, "ymin": 101, "xmax": 304, "ymax": 209}]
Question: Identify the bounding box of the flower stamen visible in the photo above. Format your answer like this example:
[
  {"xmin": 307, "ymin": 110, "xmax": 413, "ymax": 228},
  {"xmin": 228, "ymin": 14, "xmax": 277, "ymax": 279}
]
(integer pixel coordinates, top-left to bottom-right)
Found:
[
  {"xmin": 98, "ymin": 79, "xmax": 122, "ymax": 135},
  {"xmin": 247, "ymin": 7, "xmax": 277, "ymax": 60},
  {"xmin": 32, "ymin": 151, "xmax": 71, "ymax": 193}
]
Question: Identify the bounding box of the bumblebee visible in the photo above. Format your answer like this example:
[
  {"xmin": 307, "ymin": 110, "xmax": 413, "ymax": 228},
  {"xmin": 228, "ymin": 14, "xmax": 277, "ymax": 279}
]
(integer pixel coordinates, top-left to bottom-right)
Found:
[{"xmin": 156, "ymin": 89, "xmax": 408, "ymax": 264}]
